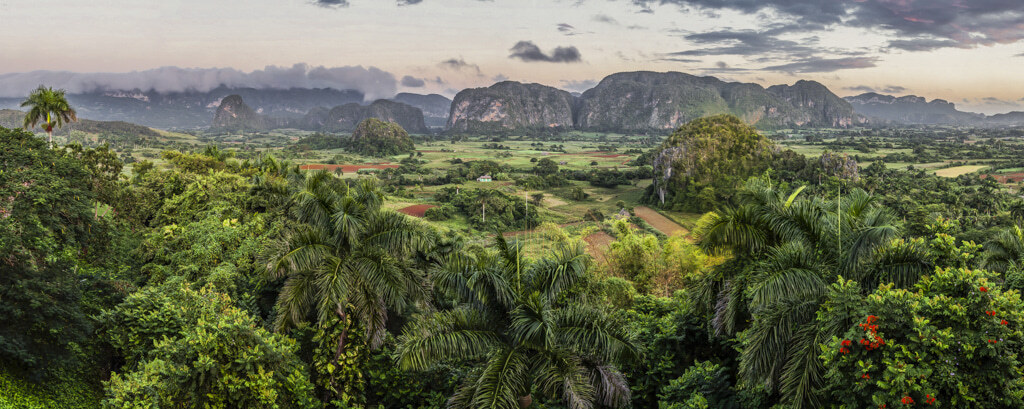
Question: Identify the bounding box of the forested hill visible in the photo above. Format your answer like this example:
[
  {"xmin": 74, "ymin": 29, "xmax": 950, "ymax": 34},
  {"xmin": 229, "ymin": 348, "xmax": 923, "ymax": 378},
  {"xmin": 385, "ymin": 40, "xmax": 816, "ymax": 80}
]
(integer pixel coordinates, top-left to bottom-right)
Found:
[
  {"xmin": 0, "ymin": 109, "xmax": 160, "ymax": 138},
  {"xmin": 448, "ymin": 71, "xmax": 865, "ymax": 133}
]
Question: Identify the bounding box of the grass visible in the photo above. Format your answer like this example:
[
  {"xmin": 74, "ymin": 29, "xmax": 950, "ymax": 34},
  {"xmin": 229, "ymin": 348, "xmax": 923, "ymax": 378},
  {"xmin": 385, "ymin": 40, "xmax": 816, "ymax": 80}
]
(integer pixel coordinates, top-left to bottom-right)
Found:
[{"xmin": 935, "ymin": 165, "xmax": 988, "ymax": 177}]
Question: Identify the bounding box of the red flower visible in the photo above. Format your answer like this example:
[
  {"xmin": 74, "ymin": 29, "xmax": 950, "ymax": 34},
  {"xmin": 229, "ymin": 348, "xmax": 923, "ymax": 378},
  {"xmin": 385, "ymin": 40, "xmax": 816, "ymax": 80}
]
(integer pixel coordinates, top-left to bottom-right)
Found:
[
  {"xmin": 866, "ymin": 315, "xmax": 878, "ymax": 324},
  {"xmin": 862, "ymin": 373, "xmax": 870, "ymax": 379},
  {"xmin": 839, "ymin": 347, "xmax": 850, "ymax": 354},
  {"xmin": 842, "ymin": 339, "xmax": 852, "ymax": 347},
  {"xmin": 926, "ymin": 394, "xmax": 936, "ymax": 405},
  {"xmin": 989, "ymin": 339, "xmax": 997, "ymax": 343},
  {"xmin": 902, "ymin": 396, "xmax": 914, "ymax": 404},
  {"xmin": 1002, "ymin": 320, "xmax": 1009, "ymax": 325},
  {"xmin": 980, "ymin": 286, "xmax": 988, "ymax": 292}
]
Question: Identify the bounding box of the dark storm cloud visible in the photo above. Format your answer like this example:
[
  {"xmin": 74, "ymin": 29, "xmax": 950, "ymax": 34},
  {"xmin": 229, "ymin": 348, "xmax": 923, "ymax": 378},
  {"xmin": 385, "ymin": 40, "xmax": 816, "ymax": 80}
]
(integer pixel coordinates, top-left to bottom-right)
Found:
[
  {"xmin": 508, "ymin": 41, "xmax": 582, "ymax": 63},
  {"xmin": 670, "ymin": 25, "xmax": 848, "ymax": 62},
  {"xmin": 400, "ymin": 75, "xmax": 425, "ymax": 87},
  {"xmin": 314, "ymin": 0, "xmax": 349, "ymax": 7},
  {"xmin": 764, "ymin": 57, "xmax": 879, "ymax": 73},
  {"xmin": 632, "ymin": 0, "xmax": 1024, "ymax": 51}
]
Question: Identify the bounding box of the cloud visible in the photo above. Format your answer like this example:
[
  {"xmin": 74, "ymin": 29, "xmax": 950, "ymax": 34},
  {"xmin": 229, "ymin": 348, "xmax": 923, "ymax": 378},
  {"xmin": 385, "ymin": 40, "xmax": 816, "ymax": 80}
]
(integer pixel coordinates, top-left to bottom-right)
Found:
[
  {"xmin": 439, "ymin": 58, "xmax": 482, "ymax": 75},
  {"xmin": 660, "ymin": 57, "xmax": 702, "ymax": 63},
  {"xmin": 561, "ymin": 79, "xmax": 597, "ymax": 92},
  {"xmin": 888, "ymin": 38, "xmax": 961, "ymax": 52},
  {"xmin": 396, "ymin": 0, "xmax": 423, "ymax": 4},
  {"xmin": 631, "ymin": 0, "xmax": 1024, "ymax": 51},
  {"xmin": 508, "ymin": 41, "xmax": 582, "ymax": 63},
  {"xmin": 557, "ymin": 23, "xmax": 577, "ymax": 35},
  {"xmin": 715, "ymin": 61, "xmax": 729, "ymax": 69},
  {"xmin": 0, "ymin": 63, "xmax": 398, "ymax": 100},
  {"xmin": 592, "ymin": 14, "xmax": 619, "ymax": 25},
  {"xmin": 845, "ymin": 84, "xmax": 907, "ymax": 94},
  {"xmin": 764, "ymin": 57, "xmax": 879, "ymax": 73},
  {"xmin": 314, "ymin": 0, "xmax": 349, "ymax": 8},
  {"xmin": 845, "ymin": 85, "xmax": 878, "ymax": 93},
  {"xmin": 670, "ymin": 25, "xmax": 847, "ymax": 62},
  {"xmin": 400, "ymin": 75, "xmax": 425, "ymax": 87}
]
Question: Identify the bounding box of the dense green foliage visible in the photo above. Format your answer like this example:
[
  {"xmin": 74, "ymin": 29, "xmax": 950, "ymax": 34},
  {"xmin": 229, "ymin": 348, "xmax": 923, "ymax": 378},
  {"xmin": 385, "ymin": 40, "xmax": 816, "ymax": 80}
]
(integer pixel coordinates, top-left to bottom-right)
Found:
[
  {"xmin": 13, "ymin": 109, "xmax": 1024, "ymax": 409},
  {"xmin": 648, "ymin": 115, "xmax": 776, "ymax": 211},
  {"xmin": 349, "ymin": 118, "xmax": 415, "ymax": 156}
]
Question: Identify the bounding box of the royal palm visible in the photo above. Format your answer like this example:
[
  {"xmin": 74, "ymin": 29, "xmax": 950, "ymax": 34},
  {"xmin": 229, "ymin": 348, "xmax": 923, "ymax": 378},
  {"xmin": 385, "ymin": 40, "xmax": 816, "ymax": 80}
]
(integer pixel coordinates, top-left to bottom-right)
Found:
[{"xmin": 21, "ymin": 85, "xmax": 77, "ymax": 146}]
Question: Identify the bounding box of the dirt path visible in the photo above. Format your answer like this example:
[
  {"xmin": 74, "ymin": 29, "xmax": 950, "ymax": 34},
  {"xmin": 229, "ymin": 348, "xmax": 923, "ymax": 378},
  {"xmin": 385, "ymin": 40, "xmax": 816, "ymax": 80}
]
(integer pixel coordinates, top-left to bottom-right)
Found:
[{"xmin": 634, "ymin": 206, "xmax": 688, "ymax": 236}]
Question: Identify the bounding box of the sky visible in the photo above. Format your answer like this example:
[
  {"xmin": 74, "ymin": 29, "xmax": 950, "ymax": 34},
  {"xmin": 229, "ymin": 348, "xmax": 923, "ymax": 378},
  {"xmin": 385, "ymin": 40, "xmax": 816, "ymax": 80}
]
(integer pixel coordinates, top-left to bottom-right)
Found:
[{"xmin": 1, "ymin": 0, "xmax": 1023, "ymax": 114}]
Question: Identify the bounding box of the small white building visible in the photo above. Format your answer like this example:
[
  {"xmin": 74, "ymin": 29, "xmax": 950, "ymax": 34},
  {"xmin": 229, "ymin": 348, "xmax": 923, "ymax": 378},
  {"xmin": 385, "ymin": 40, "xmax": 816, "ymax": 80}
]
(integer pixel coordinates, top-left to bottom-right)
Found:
[{"xmin": 477, "ymin": 175, "xmax": 493, "ymax": 182}]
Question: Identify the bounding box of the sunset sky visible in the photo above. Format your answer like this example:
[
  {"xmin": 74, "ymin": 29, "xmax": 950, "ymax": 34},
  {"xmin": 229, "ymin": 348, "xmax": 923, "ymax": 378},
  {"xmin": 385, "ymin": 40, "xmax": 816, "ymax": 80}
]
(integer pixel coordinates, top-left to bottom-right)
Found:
[{"xmin": 2, "ymin": 0, "xmax": 1023, "ymax": 114}]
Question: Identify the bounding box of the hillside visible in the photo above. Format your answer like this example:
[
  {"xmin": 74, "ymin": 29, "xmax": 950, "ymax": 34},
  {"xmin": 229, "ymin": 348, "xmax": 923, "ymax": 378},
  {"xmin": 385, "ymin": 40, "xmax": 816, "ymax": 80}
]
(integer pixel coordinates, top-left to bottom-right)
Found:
[
  {"xmin": 844, "ymin": 93, "xmax": 983, "ymax": 125},
  {"xmin": 0, "ymin": 109, "xmax": 161, "ymax": 138},
  {"xmin": 447, "ymin": 72, "xmax": 863, "ymax": 133},
  {"xmin": 212, "ymin": 95, "xmax": 267, "ymax": 131},
  {"xmin": 0, "ymin": 86, "xmax": 365, "ymax": 129},
  {"xmin": 447, "ymin": 81, "xmax": 576, "ymax": 133},
  {"xmin": 392, "ymin": 93, "xmax": 451, "ymax": 128},
  {"xmin": 311, "ymin": 99, "xmax": 428, "ymax": 133}
]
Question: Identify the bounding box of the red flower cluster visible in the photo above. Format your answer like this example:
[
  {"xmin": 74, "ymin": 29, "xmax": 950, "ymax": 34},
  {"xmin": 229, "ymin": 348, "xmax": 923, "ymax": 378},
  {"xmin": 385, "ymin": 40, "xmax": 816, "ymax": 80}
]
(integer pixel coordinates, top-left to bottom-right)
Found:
[
  {"xmin": 986, "ymin": 310, "xmax": 997, "ymax": 316},
  {"xmin": 861, "ymin": 373, "xmax": 870, "ymax": 379},
  {"xmin": 902, "ymin": 396, "xmax": 914, "ymax": 404},
  {"xmin": 1002, "ymin": 320, "xmax": 1009, "ymax": 325},
  {"xmin": 925, "ymin": 394, "xmax": 936, "ymax": 405},
  {"xmin": 842, "ymin": 339, "xmax": 852, "ymax": 347},
  {"xmin": 840, "ymin": 347, "xmax": 850, "ymax": 354},
  {"xmin": 858, "ymin": 315, "xmax": 886, "ymax": 350},
  {"xmin": 988, "ymin": 339, "xmax": 998, "ymax": 344},
  {"xmin": 980, "ymin": 286, "xmax": 988, "ymax": 292}
]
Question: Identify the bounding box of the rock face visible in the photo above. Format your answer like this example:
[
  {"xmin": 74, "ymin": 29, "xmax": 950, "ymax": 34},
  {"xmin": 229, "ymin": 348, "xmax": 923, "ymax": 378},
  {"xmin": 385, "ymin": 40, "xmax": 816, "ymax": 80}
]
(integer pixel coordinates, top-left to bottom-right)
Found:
[
  {"xmin": 447, "ymin": 81, "xmax": 576, "ymax": 133},
  {"xmin": 317, "ymin": 99, "xmax": 428, "ymax": 133},
  {"xmin": 843, "ymin": 93, "xmax": 983, "ymax": 125},
  {"xmin": 988, "ymin": 111, "xmax": 1024, "ymax": 126},
  {"xmin": 212, "ymin": 95, "xmax": 266, "ymax": 131},
  {"xmin": 766, "ymin": 80, "xmax": 861, "ymax": 127},
  {"xmin": 575, "ymin": 72, "xmax": 861, "ymax": 131},
  {"xmin": 349, "ymin": 118, "xmax": 416, "ymax": 156},
  {"xmin": 392, "ymin": 93, "xmax": 451, "ymax": 128}
]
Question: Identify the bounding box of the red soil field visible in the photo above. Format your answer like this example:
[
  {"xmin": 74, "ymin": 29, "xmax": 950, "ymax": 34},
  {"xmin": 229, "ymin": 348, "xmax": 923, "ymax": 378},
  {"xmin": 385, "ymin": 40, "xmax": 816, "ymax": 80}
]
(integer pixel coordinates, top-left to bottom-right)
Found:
[
  {"xmin": 299, "ymin": 164, "xmax": 399, "ymax": 172},
  {"xmin": 981, "ymin": 173, "xmax": 1024, "ymax": 183},
  {"xmin": 396, "ymin": 204, "xmax": 436, "ymax": 217}
]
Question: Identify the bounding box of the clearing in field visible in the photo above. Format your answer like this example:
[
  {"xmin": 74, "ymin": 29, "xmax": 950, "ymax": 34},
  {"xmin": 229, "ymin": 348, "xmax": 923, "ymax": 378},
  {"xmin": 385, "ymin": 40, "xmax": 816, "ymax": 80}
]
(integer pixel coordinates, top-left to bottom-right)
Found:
[
  {"xmin": 634, "ymin": 206, "xmax": 688, "ymax": 236},
  {"xmin": 934, "ymin": 165, "xmax": 987, "ymax": 177}
]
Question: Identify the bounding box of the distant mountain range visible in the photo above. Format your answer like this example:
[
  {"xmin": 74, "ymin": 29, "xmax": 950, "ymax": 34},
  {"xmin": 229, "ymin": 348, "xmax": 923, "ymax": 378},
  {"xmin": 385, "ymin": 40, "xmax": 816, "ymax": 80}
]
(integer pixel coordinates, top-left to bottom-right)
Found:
[
  {"xmin": 3, "ymin": 71, "xmax": 1023, "ymax": 132},
  {"xmin": 842, "ymin": 93, "xmax": 985, "ymax": 125}
]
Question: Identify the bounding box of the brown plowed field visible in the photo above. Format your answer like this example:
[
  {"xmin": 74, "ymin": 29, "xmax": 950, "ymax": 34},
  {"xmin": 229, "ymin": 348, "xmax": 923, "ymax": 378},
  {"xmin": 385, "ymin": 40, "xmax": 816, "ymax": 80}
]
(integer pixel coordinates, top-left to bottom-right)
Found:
[
  {"xmin": 634, "ymin": 206, "xmax": 687, "ymax": 236},
  {"xmin": 584, "ymin": 231, "xmax": 614, "ymax": 265},
  {"xmin": 396, "ymin": 204, "xmax": 436, "ymax": 217}
]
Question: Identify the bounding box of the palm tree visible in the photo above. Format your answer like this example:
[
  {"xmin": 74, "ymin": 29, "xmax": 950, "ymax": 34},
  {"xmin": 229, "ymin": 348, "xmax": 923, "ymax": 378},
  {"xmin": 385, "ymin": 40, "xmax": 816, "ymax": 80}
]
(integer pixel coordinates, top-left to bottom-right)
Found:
[
  {"xmin": 21, "ymin": 85, "xmax": 77, "ymax": 146},
  {"xmin": 266, "ymin": 171, "xmax": 432, "ymax": 393},
  {"xmin": 396, "ymin": 237, "xmax": 637, "ymax": 409},
  {"xmin": 984, "ymin": 225, "xmax": 1024, "ymax": 274},
  {"xmin": 693, "ymin": 178, "xmax": 932, "ymax": 408}
]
